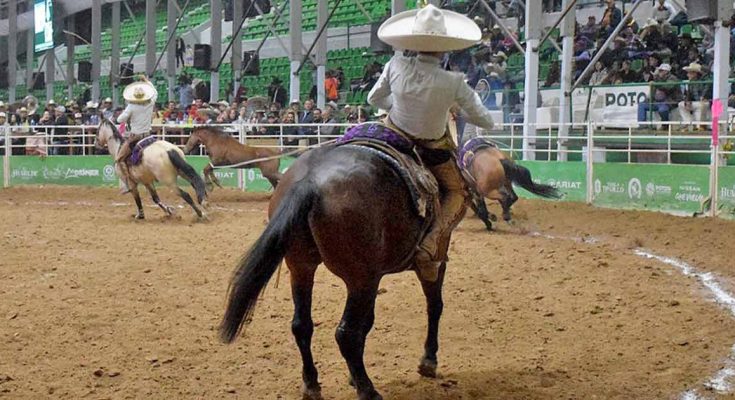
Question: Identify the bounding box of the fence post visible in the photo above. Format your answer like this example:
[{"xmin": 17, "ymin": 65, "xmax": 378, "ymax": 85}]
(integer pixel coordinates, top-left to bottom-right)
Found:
[
  {"xmin": 710, "ymin": 134, "xmax": 719, "ymax": 218},
  {"xmin": 3, "ymin": 126, "xmax": 9, "ymax": 188},
  {"xmin": 238, "ymin": 122, "xmax": 245, "ymax": 191},
  {"xmin": 586, "ymin": 120, "xmax": 594, "ymax": 204}
]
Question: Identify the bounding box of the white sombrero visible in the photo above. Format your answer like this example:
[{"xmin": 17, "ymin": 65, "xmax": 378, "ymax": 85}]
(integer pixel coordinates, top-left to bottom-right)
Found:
[
  {"xmin": 377, "ymin": 4, "xmax": 481, "ymax": 52},
  {"xmin": 123, "ymin": 81, "xmax": 156, "ymax": 105}
]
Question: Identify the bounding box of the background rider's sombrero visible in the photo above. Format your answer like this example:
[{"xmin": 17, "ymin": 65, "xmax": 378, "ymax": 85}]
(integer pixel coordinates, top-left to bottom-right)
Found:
[
  {"xmin": 123, "ymin": 80, "xmax": 156, "ymax": 105},
  {"xmin": 377, "ymin": 4, "xmax": 481, "ymax": 52}
]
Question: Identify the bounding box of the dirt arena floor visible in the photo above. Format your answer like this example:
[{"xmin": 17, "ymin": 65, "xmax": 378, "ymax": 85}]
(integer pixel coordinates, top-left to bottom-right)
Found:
[{"xmin": 2, "ymin": 186, "xmax": 735, "ymax": 400}]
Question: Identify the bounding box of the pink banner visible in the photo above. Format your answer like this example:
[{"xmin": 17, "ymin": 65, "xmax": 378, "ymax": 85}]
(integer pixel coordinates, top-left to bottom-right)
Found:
[{"xmin": 712, "ymin": 99, "xmax": 723, "ymax": 146}]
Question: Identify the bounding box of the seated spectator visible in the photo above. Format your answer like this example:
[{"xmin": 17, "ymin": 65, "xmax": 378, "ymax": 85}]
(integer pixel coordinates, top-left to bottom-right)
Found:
[
  {"xmin": 282, "ymin": 111, "xmax": 299, "ymax": 146},
  {"xmin": 642, "ymin": 55, "xmax": 661, "ymax": 82},
  {"xmin": 264, "ymin": 113, "xmax": 280, "ymax": 136},
  {"xmin": 573, "ymin": 38, "xmax": 592, "ymax": 79},
  {"xmin": 475, "ymin": 79, "xmax": 497, "ymax": 110},
  {"xmin": 544, "ymin": 61, "xmax": 561, "ymax": 88},
  {"xmin": 618, "ymin": 59, "xmax": 641, "ymax": 83},
  {"xmin": 637, "ymin": 63, "xmax": 680, "ymax": 125},
  {"xmin": 588, "ymin": 61, "xmax": 609, "ymax": 86},
  {"xmin": 678, "ymin": 62, "xmax": 711, "ymax": 129}
]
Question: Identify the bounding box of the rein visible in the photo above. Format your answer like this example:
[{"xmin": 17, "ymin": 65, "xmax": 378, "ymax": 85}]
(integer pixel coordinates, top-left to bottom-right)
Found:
[{"xmin": 210, "ymin": 139, "xmax": 338, "ymax": 169}]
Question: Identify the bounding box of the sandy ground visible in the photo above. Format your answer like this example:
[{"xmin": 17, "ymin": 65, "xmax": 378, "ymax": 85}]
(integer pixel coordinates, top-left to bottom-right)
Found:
[{"xmin": 2, "ymin": 186, "xmax": 735, "ymax": 400}]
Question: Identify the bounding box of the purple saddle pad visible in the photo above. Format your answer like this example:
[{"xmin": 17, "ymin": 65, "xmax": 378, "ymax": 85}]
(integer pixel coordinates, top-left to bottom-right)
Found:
[
  {"xmin": 457, "ymin": 137, "xmax": 496, "ymax": 170},
  {"xmin": 337, "ymin": 123, "xmax": 414, "ymax": 155},
  {"xmin": 130, "ymin": 136, "xmax": 158, "ymax": 165}
]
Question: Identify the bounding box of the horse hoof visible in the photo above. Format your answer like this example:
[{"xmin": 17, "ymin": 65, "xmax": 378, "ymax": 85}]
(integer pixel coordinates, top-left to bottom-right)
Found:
[
  {"xmin": 348, "ymin": 377, "xmax": 355, "ymax": 387},
  {"xmin": 301, "ymin": 384, "xmax": 323, "ymax": 400},
  {"xmin": 418, "ymin": 358, "xmax": 437, "ymax": 378},
  {"xmin": 165, "ymin": 206, "xmax": 176, "ymax": 215},
  {"xmin": 134, "ymin": 213, "xmax": 145, "ymax": 220},
  {"xmin": 200, "ymin": 200, "xmax": 210, "ymax": 209}
]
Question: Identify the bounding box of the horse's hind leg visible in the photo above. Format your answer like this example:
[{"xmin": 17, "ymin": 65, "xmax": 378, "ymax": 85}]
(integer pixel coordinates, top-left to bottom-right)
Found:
[
  {"xmin": 176, "ymin": 187, "xmax": 204, "ymax": 219},
  {"xmin": 416, "ymin": 262, "xmax": 447, "ymax": 378},
  {"xmin": 289, "ymin": 262, "xmax": 322, "ymax": 400},
  {"xmin": 336, "ymin": 283, "xmax": 382, "ymax": 400},
  {"xmin": 472, "ymin": 196, "xmax": 494, "ymax": 231},
  {"xmin": 145, "ymin": 184, "xmax": 174, "ymax": 216}
]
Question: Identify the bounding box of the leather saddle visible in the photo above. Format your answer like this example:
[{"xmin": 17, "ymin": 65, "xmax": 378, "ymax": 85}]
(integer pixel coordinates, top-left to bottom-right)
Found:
[{"xmin": 336, "ymin": 123, "xmax": 440, "ymax": 221}]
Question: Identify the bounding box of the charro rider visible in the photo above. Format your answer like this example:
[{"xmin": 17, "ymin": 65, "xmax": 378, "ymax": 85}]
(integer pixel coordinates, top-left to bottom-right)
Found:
[
  {"xmin": 116, "ymin": 76, "xmax": 158, "ymax": 193},
  {"xmin": 368, "ymin": 4, "xmax": 495, "ymax": 281}
]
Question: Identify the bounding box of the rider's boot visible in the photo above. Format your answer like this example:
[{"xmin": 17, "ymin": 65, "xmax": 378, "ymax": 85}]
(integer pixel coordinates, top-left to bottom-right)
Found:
[
  {"xmin": 115, "ymin": 140, "xmax": 133, "ymax": 195},
  {"xmin": 415, "ymin": 160, "xmax": 468, "ymax": 282}
]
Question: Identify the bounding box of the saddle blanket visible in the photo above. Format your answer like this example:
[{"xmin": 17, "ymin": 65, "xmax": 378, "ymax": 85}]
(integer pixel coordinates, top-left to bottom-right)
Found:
[
  {"xmin": 337, "ymin": 123, "xmax": 414, "ymax": 156},
  {"xmin": 457, "ymin": 137, "xmax": 496, "ymax": 170},
  {"xmin": 130, "ymin": 136, "xmax": 158, "ymax": 165}
]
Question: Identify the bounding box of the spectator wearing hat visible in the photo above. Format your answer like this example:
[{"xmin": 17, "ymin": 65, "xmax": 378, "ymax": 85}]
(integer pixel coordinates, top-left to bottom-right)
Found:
[
  {"xmin": 85, "ymin": 101, "xmax": 100, "ymax": 126},
  {"xmin": 678, "ymin": 62, "xmax": 711, "ymax": 129},
  {"xmin": 652, "ymin": 0, "xmax": 675, "ymax": 24},
  {"xmin": 638, "ymin": 63, "xmax": 680, "ymax": 125},
  {"xmin": 100, "ymin": 98, "xmax": 114, "ymax": 120}
]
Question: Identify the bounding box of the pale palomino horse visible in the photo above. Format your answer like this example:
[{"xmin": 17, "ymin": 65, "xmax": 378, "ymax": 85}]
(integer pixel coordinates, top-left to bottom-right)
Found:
[{"xmin": 96, "ymin": 119, "xmax": 207, "ymax": 220}]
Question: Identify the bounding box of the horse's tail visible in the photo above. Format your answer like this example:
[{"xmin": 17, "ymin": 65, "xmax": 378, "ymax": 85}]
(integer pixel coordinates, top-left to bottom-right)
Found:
[
  {"xmin": 166, "ymin": 149, "xmax": 207, "ymax": 204},
  {"xmin": 220, "ymin": 181, "xmax": 316, "ymax": 343},
  {"xmin": 500, "ymin": 159, "xmax": 561, "ymax": 199}
]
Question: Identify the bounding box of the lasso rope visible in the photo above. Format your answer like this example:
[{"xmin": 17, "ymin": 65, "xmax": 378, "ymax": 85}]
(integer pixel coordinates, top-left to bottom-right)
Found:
[{"xmin": 209, "ymin": 138, "xmax": 339, "ymax": 169}]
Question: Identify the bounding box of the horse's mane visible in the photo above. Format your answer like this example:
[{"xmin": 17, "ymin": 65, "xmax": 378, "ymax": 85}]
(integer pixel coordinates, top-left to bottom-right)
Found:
[
  {"xmin": 196, "ymin": 125, "xmax": 238, "ymax": 140},
  {"xmin": 101, "ymin": 118, "xmax": 124, "ymax": 141}
]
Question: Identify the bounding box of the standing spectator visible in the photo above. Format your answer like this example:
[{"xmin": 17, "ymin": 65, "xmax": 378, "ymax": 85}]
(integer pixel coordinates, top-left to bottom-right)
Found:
[
  {"xmin": 652, "ymin": 0, "xmax": 674, "ymax": 24},
  {"xmin": 268, "ymin": 77, "xmax": 288, "ymax": 107},
  {"xmin": 321, "ymin": 101, "xmax": 340, "ymax": 136},
  {"xmin": 637, "ymin": 63, "xmax": 679, "ymax": 125},
  {"xmin": 36, "ymin": 110, "xmax": 55, "ymax": 154},
  {"xmin": 678, "ymin": 62, "xmax": 711, "ymax": 129},
  {"xmin": 573, "ymin": 38, "xmax": 592, "ymax": 79},
  {"xmin": 55, "ymin": 106, "xmax": 71, "ymax": 154},
  {"xmin": 176, "ymin": 37, "xmax": 186, "ymax": 68},
  {"xmin": 85, "ymin": 102, "xmax": 100, "ymax": 126},
  {"xmin": 184, "ymin": 44, "xmax": 194, "ymax": 67},
  {"xmin": 600, "ymin": 0, "xmax": 622, "ymax": 38},
  {"xmin": 325, "ymin": 70, "xmax": 340, "ymax": 102}
]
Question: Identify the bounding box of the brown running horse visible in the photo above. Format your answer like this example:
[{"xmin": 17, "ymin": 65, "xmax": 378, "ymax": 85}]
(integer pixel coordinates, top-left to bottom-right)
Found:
[
  {"xmin": 461, "ymin": 139, "xmax": 561, "ymax": 230},
  {"xmin": 220, "ymin": 143, "xmax": 454, "ymax": 400},
  {"xmin": 183, "ymin": 126, "xmax": 283, "ymax": 190}
]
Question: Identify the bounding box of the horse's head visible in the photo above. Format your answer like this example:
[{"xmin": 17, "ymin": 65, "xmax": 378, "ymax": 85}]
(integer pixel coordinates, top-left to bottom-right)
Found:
[
  {"xmin": 96, "ymin": 118, "xmax": 120, "ymax": 148},
  {"xmin": 183, "ymin": 128, "xmax": 202, "ymax": 154}
]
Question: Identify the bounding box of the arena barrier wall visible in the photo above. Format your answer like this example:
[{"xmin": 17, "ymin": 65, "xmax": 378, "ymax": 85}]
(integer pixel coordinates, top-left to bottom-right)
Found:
[{"xmin": 3, "ymin": 155, "xmax": 294, "ymax": 192}]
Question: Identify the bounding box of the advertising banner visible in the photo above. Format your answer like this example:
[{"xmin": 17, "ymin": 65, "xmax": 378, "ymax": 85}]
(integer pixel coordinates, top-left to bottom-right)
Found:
[
  {"xmin": 515, "ymin": 161, "xmax": 587, "ymax": 202},
  {"xmin": 243, "ymin": 157, "xmax": 295, "ymax": 192},
  {"xmin": 593, "ymin": 163, "xmax": 710, "ymax": 215},
  {"xmin": 9, "ymin": 156, "xmax": 118, "ymax": 186},
  {"xmin": 717, "ymin": 166, "xmax": 735, "ymax": 219}
]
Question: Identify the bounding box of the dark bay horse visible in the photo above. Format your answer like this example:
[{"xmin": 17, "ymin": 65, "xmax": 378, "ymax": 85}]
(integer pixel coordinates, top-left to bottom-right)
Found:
[
  {"xmin": 220, "ymin": 144, "xmax": 453, "ymax": 400},
  {"xmin": 461, "ymin": 139, "xmax": 561, "ymax": 230},
  {"xmin": 184, "ymin": 126, "xmax": 283, "ymax": 190}
]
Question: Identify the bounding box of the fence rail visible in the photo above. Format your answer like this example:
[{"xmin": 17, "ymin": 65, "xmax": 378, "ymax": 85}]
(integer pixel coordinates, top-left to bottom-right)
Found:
[{"xmin": 1, "ymin": 121, "xmax": 734, "ymax": 219}]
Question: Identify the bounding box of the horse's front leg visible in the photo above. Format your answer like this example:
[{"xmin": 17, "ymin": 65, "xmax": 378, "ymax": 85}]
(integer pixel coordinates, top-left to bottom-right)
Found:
[
  {"xmin": 416, "ymin": 262, "xmax": 447, "ymax": 378},
  {"xmin": 130, "ymin": 185, "xmax": 145, "ymax": 220},
  {"xmin": 204, "ymin": 163, "xmax": 222, "ymax": 190},
  {"xmin": 144, "ymin": 183, "xmax": 175, "ymax": 216}
]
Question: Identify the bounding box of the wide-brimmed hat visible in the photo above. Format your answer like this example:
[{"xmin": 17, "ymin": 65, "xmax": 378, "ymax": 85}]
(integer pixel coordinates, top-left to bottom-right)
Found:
[
  {"xmin": 643, "ymin": 18, "xmax": 659, "ymax": 29},
  {"xmin": 123, "ymin": 81, "xmax": 156, "ymax": 104},
  {"xmin": 0, "ymin": 101, "xmax": 6, "ymax": 108},
  {"xmin": 683, "ymin": 62, "xmax": 703, "ymax": 74},
  {"xmin": 326, "ymin": 101, "xmax": 339, "ymax": 110},
  {"xmin": 377, "ymin": 4, "xmax": 481, "ymax": 52},
  {"xmin": 217, "ymin": 100, "xmax": 229, "ymax": 108},
  {"xmin": 657, "ymin": 63, "xmax": 672, "ymax": 72},
  {"xmin": 492, "ymin": 51, "xmax": 507, "ymax": 60},
  {"xmin": 103, "ymin": 97, "xmax": 112, "ymax": 103},
  {"xmin": 85, "ymin": 101, "xmax": 99, "ymax": 110}
]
